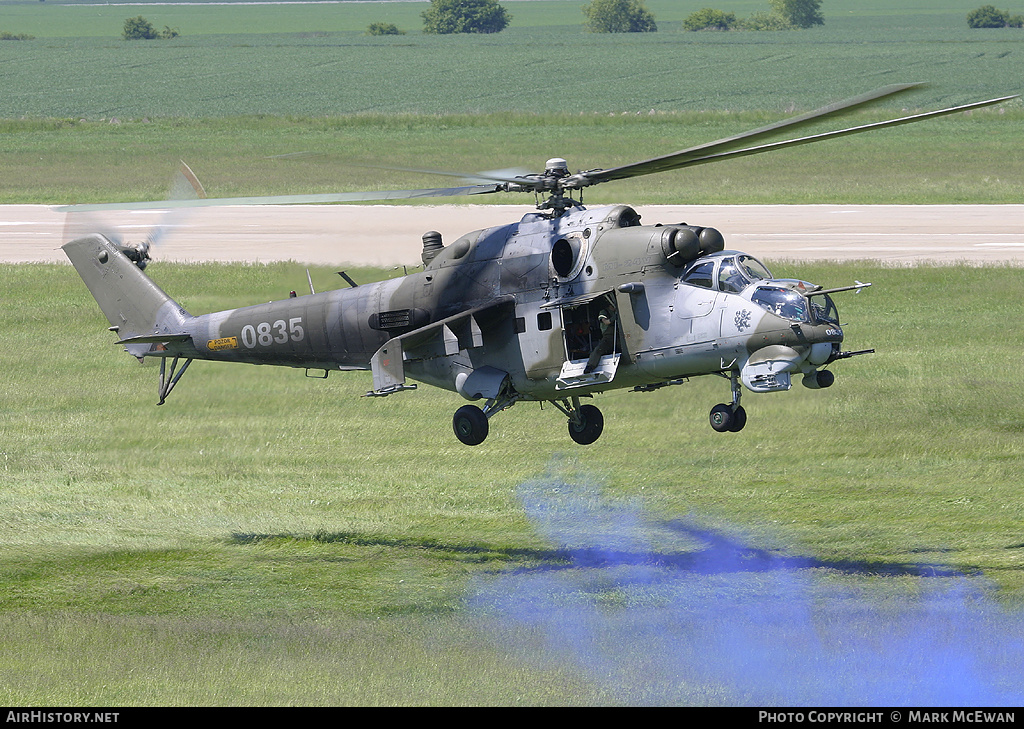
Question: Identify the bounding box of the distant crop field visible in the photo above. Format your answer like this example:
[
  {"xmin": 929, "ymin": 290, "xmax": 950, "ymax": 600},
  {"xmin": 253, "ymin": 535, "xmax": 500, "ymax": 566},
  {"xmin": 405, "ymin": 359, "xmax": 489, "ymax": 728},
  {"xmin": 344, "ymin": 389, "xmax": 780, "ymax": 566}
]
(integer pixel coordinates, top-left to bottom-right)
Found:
[
  {"xmin": 1, "ymin": 0, "xmax": 1020, "ymax": 204},
  {"xmin": 0, "ymin": 0, "xmax": 1021, "ymax": 117}
]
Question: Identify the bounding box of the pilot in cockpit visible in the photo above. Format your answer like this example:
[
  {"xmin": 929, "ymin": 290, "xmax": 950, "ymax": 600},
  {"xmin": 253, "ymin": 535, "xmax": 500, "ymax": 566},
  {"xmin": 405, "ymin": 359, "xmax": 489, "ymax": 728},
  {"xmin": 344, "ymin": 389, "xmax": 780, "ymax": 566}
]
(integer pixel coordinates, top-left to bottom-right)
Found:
[{"xmin": 718, "ymin": 264, "xmax": 746, "ymax": 293}]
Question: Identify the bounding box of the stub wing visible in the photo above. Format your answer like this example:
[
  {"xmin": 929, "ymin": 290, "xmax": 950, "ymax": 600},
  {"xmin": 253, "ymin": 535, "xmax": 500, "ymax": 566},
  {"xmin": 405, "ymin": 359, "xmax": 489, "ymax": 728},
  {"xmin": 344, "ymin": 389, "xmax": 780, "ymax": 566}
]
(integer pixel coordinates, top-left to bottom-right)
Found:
[{"xmin": 367, "ymin": 297, "xmax": 514, "ymax": 396}]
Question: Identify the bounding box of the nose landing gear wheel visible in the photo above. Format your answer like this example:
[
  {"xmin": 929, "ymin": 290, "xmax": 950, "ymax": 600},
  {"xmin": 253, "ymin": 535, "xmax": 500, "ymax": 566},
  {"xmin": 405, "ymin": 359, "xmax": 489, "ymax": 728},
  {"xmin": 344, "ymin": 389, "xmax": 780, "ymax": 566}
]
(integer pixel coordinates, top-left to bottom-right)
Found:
[
  {"xmin": 568, "ymin": 403, "xmax": 604, "ymax": 445},
  {"xmin": 710, "ymin": 403, "xmax": 746, "ymax": 433},
  {"xmin": 710, "ymin": 370, "xmax": 747, "ymax": 433},
  {"xmin": 453, "ymin": 404, "xmax": 489, "ymax": 446}
]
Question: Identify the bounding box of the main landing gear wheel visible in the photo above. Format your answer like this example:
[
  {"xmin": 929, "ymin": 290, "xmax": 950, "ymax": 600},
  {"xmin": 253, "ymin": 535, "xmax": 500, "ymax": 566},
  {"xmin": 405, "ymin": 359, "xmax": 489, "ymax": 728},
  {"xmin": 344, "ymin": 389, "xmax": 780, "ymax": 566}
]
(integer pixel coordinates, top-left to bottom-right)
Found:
[
  {"xmin": 710, "ymin": 404, "xmax": 746, "ymax": 433},
  {"xmin": 453, "ymin": 404, "xmax": 489, "ymax": 446},
  {"xmin": 568, "ymin": 403, "xmax": 604, "ymax": 445},
  {"xmin": 728, "ymin": 405, "xmax": 746, "ymax": 432}
]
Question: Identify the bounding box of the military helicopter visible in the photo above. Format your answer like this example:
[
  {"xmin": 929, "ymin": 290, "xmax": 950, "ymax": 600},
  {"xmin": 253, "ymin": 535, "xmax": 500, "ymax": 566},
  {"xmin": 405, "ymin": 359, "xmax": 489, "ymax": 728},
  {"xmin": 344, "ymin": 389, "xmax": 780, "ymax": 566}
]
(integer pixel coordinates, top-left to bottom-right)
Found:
[{"xmin": 61, "ymin": 84, "xmax": 1015, "ymax": 445}]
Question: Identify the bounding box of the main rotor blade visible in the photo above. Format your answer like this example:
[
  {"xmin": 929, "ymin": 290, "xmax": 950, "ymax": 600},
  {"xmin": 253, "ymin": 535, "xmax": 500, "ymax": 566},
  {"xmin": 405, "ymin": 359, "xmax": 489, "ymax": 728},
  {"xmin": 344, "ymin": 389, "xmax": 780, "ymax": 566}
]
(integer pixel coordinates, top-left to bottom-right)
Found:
[
  {"xmin": 346, "ymin": 163, "xmax": 537, "ymax": 186},
  {"xmin": 577, "ymin": 83, "xmax": 923, "ymax": 186},
  {"xmin": 54, "ymin": 183, "xmax": 504, "ymax": 212},
  {"xmin": 640, "ymin": 94, "xmax": 1019, "ymax": 174},
  {"xmin": 169, "ymin": 160, "xmax": 207, "ymax": 201}
]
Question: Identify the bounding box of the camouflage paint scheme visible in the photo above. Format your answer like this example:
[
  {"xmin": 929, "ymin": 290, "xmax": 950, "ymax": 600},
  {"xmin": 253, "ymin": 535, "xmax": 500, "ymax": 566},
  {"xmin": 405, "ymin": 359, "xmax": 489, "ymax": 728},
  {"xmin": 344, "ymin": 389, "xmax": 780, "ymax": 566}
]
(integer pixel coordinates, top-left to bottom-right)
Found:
[
  {"xmin": 63, "ymin": 202, "xmax": 853, "ymax": 444},
  {"xmin": 60, "ymin": 86, "xmax": 1017, "ymax": 444}
]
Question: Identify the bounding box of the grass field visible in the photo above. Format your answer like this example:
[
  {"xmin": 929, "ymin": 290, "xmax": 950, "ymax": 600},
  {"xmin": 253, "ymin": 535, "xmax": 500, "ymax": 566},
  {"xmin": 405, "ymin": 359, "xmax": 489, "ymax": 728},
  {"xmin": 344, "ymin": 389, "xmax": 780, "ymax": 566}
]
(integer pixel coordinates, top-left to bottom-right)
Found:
[
  {"xmin": 2, "ymin": 108, "xmax": 1021, "ymax": 205},
  {"xmin": 2, "ymin": 0, "xmax": 1024, "ymax": 707},
  {"xmin": 2, "ymin": 259, "xmax": 1024, "ymax": 705}
]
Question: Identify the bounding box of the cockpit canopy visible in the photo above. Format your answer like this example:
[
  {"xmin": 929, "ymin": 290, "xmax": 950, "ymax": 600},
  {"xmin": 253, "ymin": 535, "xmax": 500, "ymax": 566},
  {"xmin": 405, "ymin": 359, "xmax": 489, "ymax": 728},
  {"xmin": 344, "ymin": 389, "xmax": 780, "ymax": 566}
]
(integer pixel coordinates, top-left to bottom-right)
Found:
[
  {"xmin": 748, "ymin": 286, "xmax": 841, "ymax": 325},
  {"xmin": 682, "ymin": 251, "xmax": 841, "ymax": 326},
  {"xmin": 681, "ymin": 251, "xmax": 773, "ymax": 294},
  {"xmin": 750, "ymin": 286, "xmax": 810, "ymax": 323}
]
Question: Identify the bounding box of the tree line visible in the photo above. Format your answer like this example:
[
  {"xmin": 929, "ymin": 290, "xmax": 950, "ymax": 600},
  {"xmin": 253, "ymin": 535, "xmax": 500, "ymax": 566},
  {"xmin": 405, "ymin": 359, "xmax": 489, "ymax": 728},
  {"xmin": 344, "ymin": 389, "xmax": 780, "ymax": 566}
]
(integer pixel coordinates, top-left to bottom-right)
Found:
[
  {"xmin": 375, "ymin": 0, "xmax": 824, "ymax": 35},
  {"xmin": 93, "ymin": 2, "xmax": 1024, "ymax": 42}
]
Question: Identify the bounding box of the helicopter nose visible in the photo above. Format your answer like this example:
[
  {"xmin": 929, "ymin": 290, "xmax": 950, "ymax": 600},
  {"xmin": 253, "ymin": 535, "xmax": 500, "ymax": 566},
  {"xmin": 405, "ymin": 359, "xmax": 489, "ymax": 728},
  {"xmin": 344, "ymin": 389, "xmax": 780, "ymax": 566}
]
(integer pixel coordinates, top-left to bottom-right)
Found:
[{"xmin": 808, "ymin": 341, "xmax": 836, "ymax": 365}]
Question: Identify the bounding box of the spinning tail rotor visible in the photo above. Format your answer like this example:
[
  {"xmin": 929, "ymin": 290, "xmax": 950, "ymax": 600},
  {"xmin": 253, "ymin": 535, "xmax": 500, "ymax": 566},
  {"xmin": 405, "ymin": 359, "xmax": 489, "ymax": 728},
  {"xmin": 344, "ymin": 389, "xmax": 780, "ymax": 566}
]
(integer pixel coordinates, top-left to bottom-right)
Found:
[{"xmin": 61, "ymin": 161, "xmax": 207, "ymax": 268}]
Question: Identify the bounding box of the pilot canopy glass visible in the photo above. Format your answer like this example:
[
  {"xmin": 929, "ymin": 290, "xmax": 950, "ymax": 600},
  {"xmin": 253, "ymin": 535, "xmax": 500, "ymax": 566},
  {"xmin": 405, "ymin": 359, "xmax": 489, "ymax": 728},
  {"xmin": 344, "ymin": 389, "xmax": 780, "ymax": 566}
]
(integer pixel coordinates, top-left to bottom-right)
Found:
[
  {"xmin": 682, "ymin": 253, "xmax": 772, "ymax": 293},
  {"xmin": 810, "ymin": 294, "xmax": 839, "ymax": 325},
  {"xmin": 751, "ymin": 286, "xmax": 810, "ymax": 323}
]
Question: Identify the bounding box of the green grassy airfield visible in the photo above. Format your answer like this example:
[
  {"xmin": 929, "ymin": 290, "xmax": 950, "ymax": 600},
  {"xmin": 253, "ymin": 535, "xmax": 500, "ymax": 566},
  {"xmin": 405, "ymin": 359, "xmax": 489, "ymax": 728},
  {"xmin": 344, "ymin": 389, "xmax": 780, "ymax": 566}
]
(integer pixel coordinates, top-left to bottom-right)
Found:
[
  {"xmin": 2, "ymin": 0, "xmax": 1024, "ymax": 707},
  {"xmin": 3, "ymin": 260, "xmax": 1024, "ymax": 705},
  {"xmin": 3, "ymin": 109, "xmax": 1022, "ymax": 206}
]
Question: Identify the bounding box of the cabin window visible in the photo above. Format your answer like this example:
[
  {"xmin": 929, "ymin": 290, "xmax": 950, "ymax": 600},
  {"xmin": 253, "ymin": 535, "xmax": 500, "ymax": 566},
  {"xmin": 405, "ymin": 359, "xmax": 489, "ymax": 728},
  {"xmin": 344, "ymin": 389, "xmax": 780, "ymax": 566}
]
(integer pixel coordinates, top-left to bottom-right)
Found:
[
  {"xmin": 537, "ymin": 312, "xmax": 553, "ymax": 331},
  {"xmin": 718, "ymin": 261, "xmax": 747, "ymax": 293},
  {"xmin": 515, "ymin": 317, "xmax": 526, "ymax": 334}
]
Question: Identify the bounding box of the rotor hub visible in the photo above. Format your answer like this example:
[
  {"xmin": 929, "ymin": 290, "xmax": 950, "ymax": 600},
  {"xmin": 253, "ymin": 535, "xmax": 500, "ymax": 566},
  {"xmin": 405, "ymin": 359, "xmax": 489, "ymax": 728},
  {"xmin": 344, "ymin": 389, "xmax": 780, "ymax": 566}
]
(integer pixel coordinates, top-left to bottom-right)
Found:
[{"xmin": 544, "ymin": 158, "xmax": 569, "ymax": 175}]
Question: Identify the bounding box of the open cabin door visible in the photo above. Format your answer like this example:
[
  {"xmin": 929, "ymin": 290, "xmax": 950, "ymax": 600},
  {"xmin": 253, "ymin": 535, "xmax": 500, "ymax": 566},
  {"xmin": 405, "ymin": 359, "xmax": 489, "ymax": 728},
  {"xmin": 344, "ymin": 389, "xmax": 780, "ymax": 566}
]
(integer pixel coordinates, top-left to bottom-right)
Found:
[
  {"xmin": 549, "ymin": 290, "xmax": 621, "ymax": 391},
  {"xmin": 517, "ymin": 304, "xmax": 566, "ymax": 380}
]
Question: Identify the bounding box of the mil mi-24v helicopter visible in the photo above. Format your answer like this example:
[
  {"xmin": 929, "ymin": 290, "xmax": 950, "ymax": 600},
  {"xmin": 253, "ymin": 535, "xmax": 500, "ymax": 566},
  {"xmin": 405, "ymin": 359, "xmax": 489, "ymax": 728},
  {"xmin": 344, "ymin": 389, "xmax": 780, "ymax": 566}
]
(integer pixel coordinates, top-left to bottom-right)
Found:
[{"xmin": 61, "ymin": 84, "xmax": 1015, "ymax": 445}]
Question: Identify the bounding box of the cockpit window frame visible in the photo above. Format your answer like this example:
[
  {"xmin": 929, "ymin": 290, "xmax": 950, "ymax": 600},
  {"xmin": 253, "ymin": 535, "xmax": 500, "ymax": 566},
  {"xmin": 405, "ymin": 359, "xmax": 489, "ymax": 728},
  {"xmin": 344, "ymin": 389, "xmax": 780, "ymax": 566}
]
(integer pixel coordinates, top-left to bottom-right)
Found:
[
  {"xmin": 750, "ymin": 286, "xmax": 811, "ymax": 324},
  {"xmin": 737, "ymin": 255, "xmax": 772, "ymax": 282},
  {"xmin": 682, "ymin": 253, "xmax": 774, "ymax": 293},
  {"xmin": 809, "ymin": 293, "xmax": 840, "ymax": 326},
  {"xmin": 682, "ymin": 260, "xmax": 716, "ymax": 289}
]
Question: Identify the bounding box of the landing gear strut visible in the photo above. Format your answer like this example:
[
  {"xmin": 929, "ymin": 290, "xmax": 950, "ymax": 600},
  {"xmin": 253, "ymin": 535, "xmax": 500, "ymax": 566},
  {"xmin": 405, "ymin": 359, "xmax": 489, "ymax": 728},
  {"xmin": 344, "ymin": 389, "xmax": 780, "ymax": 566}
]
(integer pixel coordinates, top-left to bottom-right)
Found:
[
  {"xmin": 552, "ymin": 396, "xmax": 604, "ymax": 445},
  {"xmin": 451, "ymin": 394, "xmax": 604, "ymax": 446},
  {"xmin": 451, "ymin": 391, "xmax": 520, "ymax": 446},
  {"xmin": 710, "ymin": 371, "xmax": 746, "ymax": 433},
  {"xmin": 157, "ymin": 355, "xmax": 193, "ymax": 406}
]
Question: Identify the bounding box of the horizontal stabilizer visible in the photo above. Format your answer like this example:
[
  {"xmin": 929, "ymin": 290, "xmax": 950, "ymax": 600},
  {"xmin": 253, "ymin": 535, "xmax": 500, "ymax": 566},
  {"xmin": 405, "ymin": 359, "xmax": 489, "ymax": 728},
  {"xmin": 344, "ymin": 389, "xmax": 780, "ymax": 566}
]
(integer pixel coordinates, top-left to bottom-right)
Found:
[{"xmin": 116, "ymin": 333, "xmax": 193, "ymax": 346}]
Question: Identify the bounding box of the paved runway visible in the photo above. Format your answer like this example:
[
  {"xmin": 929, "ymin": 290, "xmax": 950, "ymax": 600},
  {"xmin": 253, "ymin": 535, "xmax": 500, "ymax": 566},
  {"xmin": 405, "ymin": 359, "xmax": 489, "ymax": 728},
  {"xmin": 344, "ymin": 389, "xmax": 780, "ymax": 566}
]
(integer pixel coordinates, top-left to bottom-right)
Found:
[{"xmin": 3, "ymin": 203, "xmax": 1023, "ymax": 266}]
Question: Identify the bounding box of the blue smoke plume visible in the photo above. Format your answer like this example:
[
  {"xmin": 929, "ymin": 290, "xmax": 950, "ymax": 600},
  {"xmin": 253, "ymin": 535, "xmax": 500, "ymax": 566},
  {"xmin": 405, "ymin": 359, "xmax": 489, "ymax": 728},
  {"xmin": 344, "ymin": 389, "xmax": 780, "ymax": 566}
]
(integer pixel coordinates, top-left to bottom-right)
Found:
[{"xmin": 469, "ymin": 463, "xmax": 1024, "ymax": 706}]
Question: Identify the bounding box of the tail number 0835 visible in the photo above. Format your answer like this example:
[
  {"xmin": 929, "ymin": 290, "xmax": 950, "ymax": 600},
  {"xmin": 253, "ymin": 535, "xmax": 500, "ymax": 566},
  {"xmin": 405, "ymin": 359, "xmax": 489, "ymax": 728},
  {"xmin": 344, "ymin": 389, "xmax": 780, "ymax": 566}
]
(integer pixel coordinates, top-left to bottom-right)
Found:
[{"xmin": 240, "ymin": 318, "xmax": 305, "ymax": 348}]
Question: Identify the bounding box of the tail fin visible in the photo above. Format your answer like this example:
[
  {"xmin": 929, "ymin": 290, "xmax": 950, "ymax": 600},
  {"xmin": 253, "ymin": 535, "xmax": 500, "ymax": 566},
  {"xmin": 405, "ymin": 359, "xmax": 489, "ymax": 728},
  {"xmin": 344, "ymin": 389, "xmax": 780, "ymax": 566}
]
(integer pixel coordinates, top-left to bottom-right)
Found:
[{"xmin": 63, "ymin": 234, "xmax": 191, "ymax": 358}]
